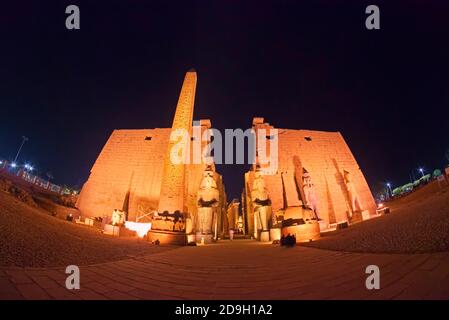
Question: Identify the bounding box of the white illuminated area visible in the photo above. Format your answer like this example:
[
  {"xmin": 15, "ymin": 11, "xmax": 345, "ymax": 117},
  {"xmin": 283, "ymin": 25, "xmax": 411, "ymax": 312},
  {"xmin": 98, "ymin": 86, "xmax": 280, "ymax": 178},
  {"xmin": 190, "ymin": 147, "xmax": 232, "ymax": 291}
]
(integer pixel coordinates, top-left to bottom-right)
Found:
[{"xmin": 124, "ymin": 221, "xmax": 152, "ymax": 238}]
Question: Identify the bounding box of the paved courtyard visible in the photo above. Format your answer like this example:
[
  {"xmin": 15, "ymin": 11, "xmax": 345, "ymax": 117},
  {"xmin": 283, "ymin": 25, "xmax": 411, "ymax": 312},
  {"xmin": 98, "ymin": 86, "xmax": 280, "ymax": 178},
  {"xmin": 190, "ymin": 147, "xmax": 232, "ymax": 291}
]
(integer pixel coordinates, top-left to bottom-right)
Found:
[{"xmin": 1, "ymin": 240, "xmax": 449, "ymax": 300}]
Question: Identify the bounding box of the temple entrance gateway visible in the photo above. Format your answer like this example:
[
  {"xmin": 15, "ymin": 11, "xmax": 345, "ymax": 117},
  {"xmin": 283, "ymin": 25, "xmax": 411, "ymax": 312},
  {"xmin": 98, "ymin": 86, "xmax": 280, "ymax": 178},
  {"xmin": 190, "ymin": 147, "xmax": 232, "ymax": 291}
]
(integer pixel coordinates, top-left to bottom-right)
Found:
[{"xmin": 76, "ymin": 70, "xmax": 376, "ymax": 245}]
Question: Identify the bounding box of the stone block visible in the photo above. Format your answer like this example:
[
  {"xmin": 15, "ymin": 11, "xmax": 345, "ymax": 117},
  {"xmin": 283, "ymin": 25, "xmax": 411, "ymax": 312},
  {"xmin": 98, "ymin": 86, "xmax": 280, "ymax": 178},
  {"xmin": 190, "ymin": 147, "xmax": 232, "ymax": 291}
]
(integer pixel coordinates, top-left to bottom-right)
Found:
[
  {"xmin": 260, "ymin": 230, "xmax": 270, "ymax": 242},
  {"xmin": 282, "ymin": 222, "xmax": 320, "ymax": 242},
  {"xmin": 361, "ymin": 210, "xmax": 370, "ymax": 221},
  {"xmin": 186, "ymin": 234, "xmax": 196, "ymax": 243},
  {"xmin": 147, "ymin": 230, "xmax": 186, "ymax": 245},
  {"xmin": 119, "ymin": 226, "xmax": 137, "ymax": 237},
  {"xmin": 195, "ymin": 233, "xmax": 214, "ymax": 244},
  {"xmin": 318, "ymin": 220, "xmax": 328, "ymax": 232},
  {"xmin": 336, "ymin": 221, "xmax": 349, "ymax": 230},
  {"xmin": 269, "ymin": 228, "xmax": 281, "ymax": 241},
  {"xmin": 103, "ymin": 224, "xmax": 120, "ymax": 236}
]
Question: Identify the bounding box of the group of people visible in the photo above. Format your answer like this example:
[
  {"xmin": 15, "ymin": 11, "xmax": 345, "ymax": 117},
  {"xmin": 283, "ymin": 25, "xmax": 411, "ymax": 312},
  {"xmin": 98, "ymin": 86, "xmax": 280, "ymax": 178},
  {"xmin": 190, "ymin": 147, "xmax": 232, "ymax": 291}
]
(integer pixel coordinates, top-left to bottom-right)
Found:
[{"xmin": 280, "ymin": 234, "xmax": 296, "ymax": 247}]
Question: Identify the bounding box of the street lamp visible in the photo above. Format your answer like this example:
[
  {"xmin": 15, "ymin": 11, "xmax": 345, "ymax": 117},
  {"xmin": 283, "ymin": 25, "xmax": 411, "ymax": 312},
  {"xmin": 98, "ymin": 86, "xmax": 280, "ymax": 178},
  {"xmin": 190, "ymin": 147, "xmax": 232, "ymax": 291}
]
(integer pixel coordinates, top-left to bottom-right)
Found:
[
  {"xmin": 13, "ymin": 136, "xmax": 29, "ymax": 163},
  {"xmin": 386, "ymin": 182, "xmax": 393, "ymax": 198},
  {"xmin": 418, "ymin": 168, "xmax": 425, "ymax": 178}
]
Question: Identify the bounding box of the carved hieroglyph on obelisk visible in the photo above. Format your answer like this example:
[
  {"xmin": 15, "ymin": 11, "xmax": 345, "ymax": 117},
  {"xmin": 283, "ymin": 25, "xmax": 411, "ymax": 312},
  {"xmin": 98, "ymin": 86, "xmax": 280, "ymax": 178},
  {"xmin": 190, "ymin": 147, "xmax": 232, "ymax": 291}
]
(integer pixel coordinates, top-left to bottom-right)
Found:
[{"xmin": 157, "ymin": 70, "xmax": 197, "ymax": 214}]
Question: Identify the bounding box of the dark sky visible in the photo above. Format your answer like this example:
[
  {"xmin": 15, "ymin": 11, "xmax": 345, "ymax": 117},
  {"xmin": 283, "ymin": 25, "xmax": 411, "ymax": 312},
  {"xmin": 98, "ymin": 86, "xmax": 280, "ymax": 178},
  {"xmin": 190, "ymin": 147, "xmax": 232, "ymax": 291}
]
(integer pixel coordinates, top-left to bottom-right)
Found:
[{"xmin": 1, "ymin": 0, "xmax": 448, "ymax": 200}]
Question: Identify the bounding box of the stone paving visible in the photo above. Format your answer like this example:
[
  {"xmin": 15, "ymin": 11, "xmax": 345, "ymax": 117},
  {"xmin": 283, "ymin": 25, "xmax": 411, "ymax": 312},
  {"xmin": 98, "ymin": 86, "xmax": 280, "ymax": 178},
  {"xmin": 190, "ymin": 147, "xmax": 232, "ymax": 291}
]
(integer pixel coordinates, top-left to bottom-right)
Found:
[{"xmin": 1, "ymin": 240, "xmax": 449, "ymax": 300}]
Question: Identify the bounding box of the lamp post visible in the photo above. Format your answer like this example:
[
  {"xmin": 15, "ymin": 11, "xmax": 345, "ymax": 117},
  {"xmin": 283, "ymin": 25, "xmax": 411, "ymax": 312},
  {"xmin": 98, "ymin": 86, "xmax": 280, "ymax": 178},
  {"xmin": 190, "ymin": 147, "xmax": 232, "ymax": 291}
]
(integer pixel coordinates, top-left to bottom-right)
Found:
[
  {"xmin": 13, "ymin": 136, "xmax": 29, "ymax": 163},
  {"xmin": 386, "ymin": 183, "xmax": 393, "ymax": 198},
  {"xmin": 419, "ymin": 168, "xmax": 425, "ymax": 178}
]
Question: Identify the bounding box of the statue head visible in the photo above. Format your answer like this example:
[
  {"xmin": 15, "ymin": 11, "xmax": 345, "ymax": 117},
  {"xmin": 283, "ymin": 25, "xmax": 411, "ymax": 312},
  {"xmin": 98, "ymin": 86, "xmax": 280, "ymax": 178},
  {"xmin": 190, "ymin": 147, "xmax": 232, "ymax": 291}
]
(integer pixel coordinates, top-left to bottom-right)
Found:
[
  {"xmin": 253, "ymin": 167, "xmax": 265, "ymax": 185},
  {"xmin": 252, "ymin": 166, "xmax": 269, "ymax": 203},
  {"xmin": 254, "ymin": 164, "xmax": 263, "ymax": 179},
  {"xmin": 201, "ymin": 165, "xmax": 215, "ymax": 186},
  {"xmin": 203, "ymin": 164, "xmax": 214, "ymax": 178},
  {"xmin": 302, "ymin": 170, "xmax": 312, "ymax": 187},
  {"xmin": 344, "ymin": 170, "xmax": 352, "ymax": 183},
  {"xmin": 201, "ymin": 165, "xmax": 217, "ymax": 190}
]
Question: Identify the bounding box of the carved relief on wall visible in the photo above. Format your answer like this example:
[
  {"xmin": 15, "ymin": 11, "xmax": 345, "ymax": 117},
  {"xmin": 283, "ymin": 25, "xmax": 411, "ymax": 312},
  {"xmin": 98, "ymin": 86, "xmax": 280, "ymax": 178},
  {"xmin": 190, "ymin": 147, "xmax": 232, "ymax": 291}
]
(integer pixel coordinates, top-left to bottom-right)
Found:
[
  {"xmin": 302, "ymin": 169, "xmax": 321, "ymax": 220},
  {"xmin": 343, "ymin": 170, "xmax": 363, "ymax": 216},
  {"xmin": 150, "ymin": 211, "xmax": 186, "ymax": 232}
]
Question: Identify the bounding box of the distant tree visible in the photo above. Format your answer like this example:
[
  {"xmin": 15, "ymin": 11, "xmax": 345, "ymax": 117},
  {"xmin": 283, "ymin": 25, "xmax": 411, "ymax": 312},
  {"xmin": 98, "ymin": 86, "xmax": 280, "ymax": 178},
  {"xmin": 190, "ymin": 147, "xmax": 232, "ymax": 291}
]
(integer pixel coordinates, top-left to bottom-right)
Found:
[
  {"xmin": 392, "ymin": 187, "xmax": 402, "ymax": 197},
  {"xmin": 433, "ymin": 169, "xmax": 442, "ymax": 177}
]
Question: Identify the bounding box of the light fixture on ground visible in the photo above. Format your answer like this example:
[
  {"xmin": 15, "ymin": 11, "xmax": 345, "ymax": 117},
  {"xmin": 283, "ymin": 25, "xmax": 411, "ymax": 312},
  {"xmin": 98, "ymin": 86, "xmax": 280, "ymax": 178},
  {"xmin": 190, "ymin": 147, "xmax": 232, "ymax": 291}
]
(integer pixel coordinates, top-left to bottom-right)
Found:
[{"xmin": 124, "ymin": 221, "xmax": 152, "ymax": 238}]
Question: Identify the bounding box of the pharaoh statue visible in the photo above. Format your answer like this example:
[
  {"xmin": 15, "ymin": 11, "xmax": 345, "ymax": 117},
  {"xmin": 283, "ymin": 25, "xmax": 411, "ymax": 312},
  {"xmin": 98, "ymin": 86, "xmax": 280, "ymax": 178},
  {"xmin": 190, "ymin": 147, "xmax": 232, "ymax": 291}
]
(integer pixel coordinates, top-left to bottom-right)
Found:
[
  {"xmin": 197, "ymin": 166, "xmax": 219, "ymax": 235},
  {"xmin": 251, "ymin": 168, "xmax": 272, "ymax": 232},
  {"xmin": 302, "ymin": 170, "xmax": 321, "ymax": 220},
  {"xmin": 344, "ymin": 170, "xmax": 362, "ymax": 216}
]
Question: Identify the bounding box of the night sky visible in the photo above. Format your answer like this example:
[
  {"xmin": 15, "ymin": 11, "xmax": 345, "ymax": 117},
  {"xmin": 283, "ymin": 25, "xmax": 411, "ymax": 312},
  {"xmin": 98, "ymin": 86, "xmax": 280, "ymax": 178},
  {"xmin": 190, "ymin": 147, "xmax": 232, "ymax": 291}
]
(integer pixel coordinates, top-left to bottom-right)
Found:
[{"xmin": 1, "ymin": 0, "xmax": 448, "ymax": 200}]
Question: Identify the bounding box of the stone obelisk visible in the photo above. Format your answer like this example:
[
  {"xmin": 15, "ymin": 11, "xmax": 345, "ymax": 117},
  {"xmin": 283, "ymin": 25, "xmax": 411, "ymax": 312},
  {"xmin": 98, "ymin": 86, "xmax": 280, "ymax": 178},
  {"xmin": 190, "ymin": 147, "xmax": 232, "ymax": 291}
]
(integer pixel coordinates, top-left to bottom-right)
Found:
[{"xmin": 158, "ymin": 69, "xmax": 197, "ymax": 214}]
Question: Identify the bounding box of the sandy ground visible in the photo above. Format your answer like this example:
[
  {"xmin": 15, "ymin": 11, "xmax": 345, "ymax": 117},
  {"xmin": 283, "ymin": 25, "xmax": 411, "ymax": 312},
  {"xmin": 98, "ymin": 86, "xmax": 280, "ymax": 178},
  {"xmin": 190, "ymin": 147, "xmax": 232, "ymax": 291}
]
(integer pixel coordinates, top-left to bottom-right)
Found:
[
  {"xmin": 1, "ymin": 178, "xmax": 448, "ymax": 269},
  {"xmin": 0, "ymin": 191, "xmax": 175, "ymax": 268},
  {"xmin": 304, "ymin": 181, "xmax": 449, "ymax": 253}
]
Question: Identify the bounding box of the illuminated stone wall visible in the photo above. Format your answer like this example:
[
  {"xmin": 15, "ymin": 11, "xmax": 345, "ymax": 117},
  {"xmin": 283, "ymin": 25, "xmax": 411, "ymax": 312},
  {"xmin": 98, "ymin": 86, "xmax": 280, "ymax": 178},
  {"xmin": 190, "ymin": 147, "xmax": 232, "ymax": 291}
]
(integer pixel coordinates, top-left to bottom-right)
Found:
[
  {"xmin": 76, "ymin": 122, "xmax": 227, "ymax": 234},
  {"xmin": 243, "ymin": 118, "xmax": 376, "ymax": 234},
  {"xmin": 76, "ymin": 128, "xmax": 168, "ymax": 221}
]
